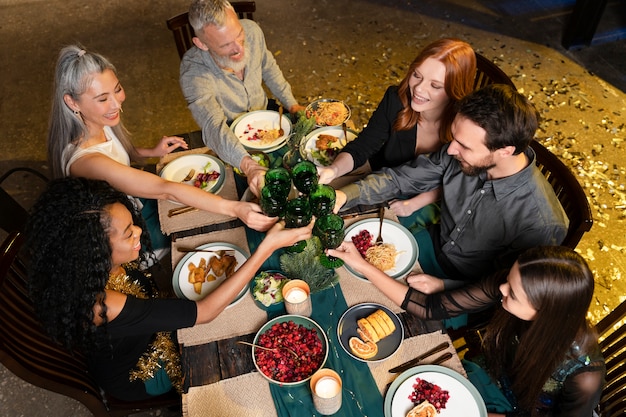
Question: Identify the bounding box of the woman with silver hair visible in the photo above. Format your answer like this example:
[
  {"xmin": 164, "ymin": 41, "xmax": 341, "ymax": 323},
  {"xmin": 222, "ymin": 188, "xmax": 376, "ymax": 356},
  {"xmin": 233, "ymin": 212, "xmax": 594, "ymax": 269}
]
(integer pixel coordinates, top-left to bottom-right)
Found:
[{"xmin": 47, "ymin": 45, "xmax": 277, "ymax": 253}]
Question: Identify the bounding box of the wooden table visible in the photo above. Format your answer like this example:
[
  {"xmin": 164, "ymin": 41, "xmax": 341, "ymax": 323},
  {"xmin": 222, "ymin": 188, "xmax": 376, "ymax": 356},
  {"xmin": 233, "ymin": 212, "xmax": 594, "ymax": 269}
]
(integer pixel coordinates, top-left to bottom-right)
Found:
[{"xmin": 157, "ymin": 149, "xmax": 466, "ymax": 417}]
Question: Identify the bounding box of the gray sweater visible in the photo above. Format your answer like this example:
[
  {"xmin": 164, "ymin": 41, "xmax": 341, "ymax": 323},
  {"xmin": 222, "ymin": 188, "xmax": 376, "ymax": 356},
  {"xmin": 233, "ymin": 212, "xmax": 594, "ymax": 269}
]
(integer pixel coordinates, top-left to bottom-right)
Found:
[{"xmin": 179, "ymin": 19, "xmax": 298, "ymax": 168}]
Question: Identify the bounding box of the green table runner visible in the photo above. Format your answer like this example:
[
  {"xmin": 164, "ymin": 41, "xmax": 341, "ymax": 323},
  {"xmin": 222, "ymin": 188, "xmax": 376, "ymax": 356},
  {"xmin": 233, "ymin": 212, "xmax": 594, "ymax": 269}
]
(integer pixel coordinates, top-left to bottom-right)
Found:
[{"xmin": 245, "ymin": 227, "xmax": 384, "ymax": 417}]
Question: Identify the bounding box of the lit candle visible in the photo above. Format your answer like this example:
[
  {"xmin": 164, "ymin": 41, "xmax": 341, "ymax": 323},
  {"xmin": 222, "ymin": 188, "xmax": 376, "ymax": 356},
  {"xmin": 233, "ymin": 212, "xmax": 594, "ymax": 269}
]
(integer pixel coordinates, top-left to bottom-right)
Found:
[
  {"xmin": 315, "ymin": 376, "xmax": 340, "ymax": 399},
  {"xmin": 286, "ymin": 287, "xmax": 307, "ymax": 303}
]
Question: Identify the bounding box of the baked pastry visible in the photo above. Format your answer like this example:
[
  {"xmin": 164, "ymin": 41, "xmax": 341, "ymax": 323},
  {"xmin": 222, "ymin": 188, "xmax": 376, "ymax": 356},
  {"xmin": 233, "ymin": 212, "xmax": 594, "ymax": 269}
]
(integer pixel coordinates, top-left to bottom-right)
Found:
[
  {"xmin": 348, "ymin": 337, "xmax": 378, "ymax": 359},
  {"xmin": 406, "ymin": 401, "xmax": 437, "ymax": 417},
  {"xmin": 350, "ymin": 309, "xmax": 396, "ymax": 359}
]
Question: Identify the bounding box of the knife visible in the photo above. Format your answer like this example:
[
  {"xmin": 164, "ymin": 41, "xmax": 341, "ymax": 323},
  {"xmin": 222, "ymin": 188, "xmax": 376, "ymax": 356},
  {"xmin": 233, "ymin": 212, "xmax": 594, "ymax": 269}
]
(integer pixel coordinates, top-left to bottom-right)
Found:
[{"xmin": 388, "ymin": 341, "xmax": 449, "ymax": 373}]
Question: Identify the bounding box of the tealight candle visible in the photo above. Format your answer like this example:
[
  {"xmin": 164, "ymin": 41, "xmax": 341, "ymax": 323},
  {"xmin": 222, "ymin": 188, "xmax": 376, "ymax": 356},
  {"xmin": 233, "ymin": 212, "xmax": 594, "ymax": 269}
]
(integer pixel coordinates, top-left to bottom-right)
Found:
[
  {"xmin": 315, "ymin": 376, "xmax": 341, "ymax": 398},
  {"xmin": 310, "ymin": 369, "xmax": 342, "ymax": 415},
  {"xmin": 285, "ymin": 288, "xmax": 307, "ymax": 303},
  {"xmin": 282, "ymin": 279, "xmax": 312, "ymax": 317}
]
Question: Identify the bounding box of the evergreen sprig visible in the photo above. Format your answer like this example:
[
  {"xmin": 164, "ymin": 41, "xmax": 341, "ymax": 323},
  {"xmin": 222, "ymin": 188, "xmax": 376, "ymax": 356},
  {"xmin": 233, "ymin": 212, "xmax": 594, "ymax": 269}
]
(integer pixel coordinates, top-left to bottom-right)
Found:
[{"xmin": 279, "ymin": 236, "xmax": 338, "ymax": 293}]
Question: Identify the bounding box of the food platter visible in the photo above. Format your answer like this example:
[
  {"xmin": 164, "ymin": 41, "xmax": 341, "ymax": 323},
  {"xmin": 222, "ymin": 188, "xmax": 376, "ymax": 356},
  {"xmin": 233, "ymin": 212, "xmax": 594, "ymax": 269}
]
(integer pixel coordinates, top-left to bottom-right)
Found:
[
  {"xmin": 337, "ymin": 302, "xmax": 403, "ymax": 362},
  {"xmin": 230, "ymin": 110, "xmax": 292, "ymax": 152},
  {"xmin": 384, "ymin": 365, "xmax": 487, "ymax": 417},
  {"xmin": 159, "ymin": 154, "xmax": 226, "ymax": 196},
  {"xmin": 172, "ymin": 242, "xmax": 248, "ymax": 305},
  {"xmin": 303, "ymin": 126, "xmax": 358, "ymax": 166},
  {"xmin": 305, "ymin": 98, "xmax": 351, "ymax": 127},
  {"xmin": 343, "ymin": 219, "xmax": 418, "ymax": 280}
]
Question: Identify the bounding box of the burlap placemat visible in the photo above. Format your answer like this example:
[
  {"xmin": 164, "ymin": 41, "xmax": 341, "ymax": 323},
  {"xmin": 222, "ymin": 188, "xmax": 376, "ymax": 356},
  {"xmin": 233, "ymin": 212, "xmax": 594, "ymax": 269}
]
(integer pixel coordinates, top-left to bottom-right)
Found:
[
  {"xmin": 174, "ymin": 227, "xmax": 269, "ymax": 346},
  {"xmin": 182, "ymin": 333, "xmax": 464, "ymax": 417},
  {"xmin": 157, "ymin": 147, "xmax": 239, "ymax": 235},
  {"xmin": 175, "ymin": 210, "xmax": 423, "ymax": 346}
]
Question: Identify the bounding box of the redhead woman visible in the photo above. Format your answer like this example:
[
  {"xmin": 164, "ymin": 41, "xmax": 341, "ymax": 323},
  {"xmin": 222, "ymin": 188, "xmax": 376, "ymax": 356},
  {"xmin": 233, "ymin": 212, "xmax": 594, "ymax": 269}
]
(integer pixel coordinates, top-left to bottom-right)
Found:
[
  {"xmin": 318, "ymin": 38, "xmax": 476, "ymax": 216},
  {"xmin": 47, "ymin": 45, "xmax": 276, "ymax": 253}
]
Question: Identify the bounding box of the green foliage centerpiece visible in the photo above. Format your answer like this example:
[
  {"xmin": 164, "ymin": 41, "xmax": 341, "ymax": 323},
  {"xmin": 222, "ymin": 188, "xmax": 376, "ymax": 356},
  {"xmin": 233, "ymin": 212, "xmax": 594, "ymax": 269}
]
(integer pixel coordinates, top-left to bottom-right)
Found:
[{"xmin": 279, "ymin": 236, "xmax": 339, "ymax": 293}]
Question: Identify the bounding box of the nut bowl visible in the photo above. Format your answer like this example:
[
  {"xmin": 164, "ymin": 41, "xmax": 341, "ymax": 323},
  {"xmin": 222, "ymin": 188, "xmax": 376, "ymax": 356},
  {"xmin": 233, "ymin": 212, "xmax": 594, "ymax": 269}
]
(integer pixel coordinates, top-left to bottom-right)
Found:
[{"xmin": 252, "ymin": 314, "xmax": 328, "ymax": 386}]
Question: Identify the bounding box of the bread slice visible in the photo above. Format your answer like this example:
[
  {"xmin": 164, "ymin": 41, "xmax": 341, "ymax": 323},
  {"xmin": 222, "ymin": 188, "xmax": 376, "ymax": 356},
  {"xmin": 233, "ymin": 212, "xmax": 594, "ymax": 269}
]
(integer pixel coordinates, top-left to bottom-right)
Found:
[
  {"xmin": 372, "ymin": 310, "xmax": 391, "ymax": 335},
  {"xmin": 367, "ymin": 314, "xmax": 387, "ymax": 340},
  {"xmin": 406, "ymin": 401, "xmax": 437, "ymax": 417},
  {"xmin": 357, "ymin": 318, "xmax": 380, "ymax": 343},
  {"xmin": 375, "ymin": 309, "xmax": 396, "ymax": 335}
]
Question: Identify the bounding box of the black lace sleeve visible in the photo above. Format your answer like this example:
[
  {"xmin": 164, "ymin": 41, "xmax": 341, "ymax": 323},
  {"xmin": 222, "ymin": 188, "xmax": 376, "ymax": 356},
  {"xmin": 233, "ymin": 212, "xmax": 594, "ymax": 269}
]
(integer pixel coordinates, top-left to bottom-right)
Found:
[
  {"xmin": 555, "ymin": 359, "xmax": 605, "ymax": 417},
  {"xmin": 401, "ymin": 270, "xmax": 506, "ymax": 319}
]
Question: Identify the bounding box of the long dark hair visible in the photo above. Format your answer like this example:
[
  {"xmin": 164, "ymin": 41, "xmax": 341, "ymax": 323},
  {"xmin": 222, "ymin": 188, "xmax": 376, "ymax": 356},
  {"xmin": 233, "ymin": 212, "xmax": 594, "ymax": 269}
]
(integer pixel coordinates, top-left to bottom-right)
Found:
[
  {"xmin": 25, "ymin": 177, "xmax": 153, "ymax": 351},
  {"xmin": 481, "ymin": 246, "xmax": 596, "ymax": 412}
]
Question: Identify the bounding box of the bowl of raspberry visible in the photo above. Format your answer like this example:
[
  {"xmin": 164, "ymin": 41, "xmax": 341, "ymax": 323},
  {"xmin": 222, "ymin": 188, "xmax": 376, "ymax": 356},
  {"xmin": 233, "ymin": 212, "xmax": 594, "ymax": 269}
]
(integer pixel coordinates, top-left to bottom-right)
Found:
[{"xmin": 252, "ymin": 315, "xmax": 329, "ymax": 386}]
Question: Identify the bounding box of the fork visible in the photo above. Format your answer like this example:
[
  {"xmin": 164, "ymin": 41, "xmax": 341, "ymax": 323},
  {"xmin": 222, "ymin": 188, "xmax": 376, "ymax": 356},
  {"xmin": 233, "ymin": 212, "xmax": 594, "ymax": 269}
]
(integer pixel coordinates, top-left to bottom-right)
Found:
[
  {"xmin": 181, "ymin": 168, "xmax": 195, "ymax": 182},
  {"xmin": 375, "ymin": 206, "xmax": 385, "ymax": 245},
  {"xmin": 277, "ymin": 106, "xmax": 284, "ymax": 136}
]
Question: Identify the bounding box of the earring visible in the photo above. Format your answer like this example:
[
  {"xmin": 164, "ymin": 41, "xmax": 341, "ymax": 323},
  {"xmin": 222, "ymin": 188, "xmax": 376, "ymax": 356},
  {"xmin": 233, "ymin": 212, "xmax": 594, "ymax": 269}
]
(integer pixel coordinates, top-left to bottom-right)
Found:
[{"xmin": 73, "ymin": 110, "xmax": 80, "ymax": 115}]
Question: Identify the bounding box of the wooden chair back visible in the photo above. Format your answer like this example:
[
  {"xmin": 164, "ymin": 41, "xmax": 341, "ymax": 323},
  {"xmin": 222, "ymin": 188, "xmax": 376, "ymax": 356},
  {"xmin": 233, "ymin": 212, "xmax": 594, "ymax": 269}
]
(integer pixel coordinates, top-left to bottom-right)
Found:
[
  {"xmin": 473, "ymin": 53, "xmax": 593, "ymax": 248},
  {"xmin": 595, "ymin": 300, "xmax": 626, "ymax": 416},
  {"xmin": 474, "ymin": 52, "xmax": 516, "ymax": 90},
  {"xmin": 529, "ymin": 140, "xmax": 593, "ymax": 248},
  {"xmin": 0, "ymin": 232, "xmax": 179, "ymax": 416},
  {"xmin": 166, "ymin": 1, "xmax": 256, "ymax": 60},
  {"xmin": 0, "ymin": 167, "xmax": 48, "ymax": 233}
]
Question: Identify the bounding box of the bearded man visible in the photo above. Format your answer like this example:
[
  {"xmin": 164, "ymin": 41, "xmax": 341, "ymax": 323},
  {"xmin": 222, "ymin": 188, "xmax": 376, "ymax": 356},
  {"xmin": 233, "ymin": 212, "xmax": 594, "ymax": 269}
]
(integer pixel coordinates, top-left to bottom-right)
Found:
[
  {"xmin": 180, "ymin": 0, "xmax": 305, "ymax": 196},
  {"xmin": 335, "ymin": 84, "xmax": 569, "ymax": 292}
]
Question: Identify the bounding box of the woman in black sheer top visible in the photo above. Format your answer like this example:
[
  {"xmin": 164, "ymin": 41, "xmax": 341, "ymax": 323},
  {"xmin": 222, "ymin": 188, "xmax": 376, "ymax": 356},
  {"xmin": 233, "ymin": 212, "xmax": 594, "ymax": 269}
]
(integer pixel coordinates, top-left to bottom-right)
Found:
[{"xmin": 328, "ymin": 243, "xmax": 605, "ymax": 416}]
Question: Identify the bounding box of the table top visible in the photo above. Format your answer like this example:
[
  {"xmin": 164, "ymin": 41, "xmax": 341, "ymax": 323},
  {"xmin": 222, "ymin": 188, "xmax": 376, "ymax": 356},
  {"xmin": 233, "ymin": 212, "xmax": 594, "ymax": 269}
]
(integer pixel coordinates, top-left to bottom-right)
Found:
[{"xmin": 157, "ymin": 148, "xmax": 467, "ymax": 417}]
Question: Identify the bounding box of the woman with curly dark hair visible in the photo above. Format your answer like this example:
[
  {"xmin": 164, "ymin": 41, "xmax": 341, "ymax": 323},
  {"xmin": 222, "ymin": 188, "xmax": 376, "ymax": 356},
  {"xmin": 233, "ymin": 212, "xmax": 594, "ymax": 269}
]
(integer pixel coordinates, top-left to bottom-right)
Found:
[
  {"xmin": 329, "ymin": 243, "xmax": 605, "ymax": 416},
  {"xmin": 25, "ymin": 177, "xmax": 312, "ymax": 401}
]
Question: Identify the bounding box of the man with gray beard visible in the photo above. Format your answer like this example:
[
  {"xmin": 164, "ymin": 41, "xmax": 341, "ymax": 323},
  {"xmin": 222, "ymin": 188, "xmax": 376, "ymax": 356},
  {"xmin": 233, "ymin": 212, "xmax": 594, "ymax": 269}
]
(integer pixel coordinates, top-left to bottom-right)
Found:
[{"xmin": 180, "ymin": 0, "xmax": 305, "ymax": 196}]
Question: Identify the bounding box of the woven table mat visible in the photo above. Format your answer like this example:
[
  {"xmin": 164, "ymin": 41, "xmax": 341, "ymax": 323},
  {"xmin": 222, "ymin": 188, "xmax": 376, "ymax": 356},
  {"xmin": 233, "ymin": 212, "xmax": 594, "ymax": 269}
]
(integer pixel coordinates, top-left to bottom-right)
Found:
[
  {"xmin": 174, "ymin": 228, "xmax": 269, "ymax": 346},
  {"xmin": 175, "ymin": 209, "xmax": 423, "ymax": 346},
  {"xmin": 157, "ymin": 147, "xmax": 239, "ymax": 235},
  {"xmin": 182, "ymin": 333, "xmax": 463, "ymax": 417}
]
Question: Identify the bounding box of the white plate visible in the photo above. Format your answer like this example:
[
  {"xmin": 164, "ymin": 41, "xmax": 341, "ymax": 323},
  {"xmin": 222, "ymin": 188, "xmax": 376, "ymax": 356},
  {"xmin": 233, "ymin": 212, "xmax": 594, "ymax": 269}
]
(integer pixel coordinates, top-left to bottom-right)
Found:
[
  {"xmin": 172, "ymin": 242, "xmax": 249, "ymax": 306},
  {"xmin": 230, "ymin": 110, "xmax": 291, "ymax": 151},
  {"xmin": 343, "ymin": 218, "xmax": 418, "ymax": 280},
  {"xmin": 159, "ymin": 154, "xmax": 226, "ymax": 195},
  {"xmin": 305, "ymin": 98, "xmax": 351, "ymax": 127},
  {"xmin": 303, "ymin": 126, "xmax": 358, "ymax": 167},
  {"xmin": 384, "ymin": 365, "xmax": 487, "ymax": 417}
]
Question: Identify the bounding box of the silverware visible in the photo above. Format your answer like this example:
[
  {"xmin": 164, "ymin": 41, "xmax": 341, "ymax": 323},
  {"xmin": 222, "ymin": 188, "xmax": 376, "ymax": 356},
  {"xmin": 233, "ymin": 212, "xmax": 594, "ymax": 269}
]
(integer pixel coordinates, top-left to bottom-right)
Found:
[
  {"xmin": 375, "ymin": 206, "xmax": 385, "ymax": 245},
  {"xmin": 430, "ymin": 352, "xmax": 453, "ymax": 366},
  {"xmin": 168, "ymin": 206, "xmax": 198, "ymax": 217},
  {"xmin": 388, "ymin": 341, "xmax": 449, "ymax": 373},
  {"xmin": 341, "ymin": 122, "xmax": 348, "ymax": 147},
  {"xmin": 237, "ymin": 340, "xmax": 297, "ymax": 358},
  {"xmin": 277, "ymin": 106, "xmax": 284, "ymax": 136},
  {"xmin": 181, "ymin": 168, "xmax": 196, "ymax": 182},
  {"xmin": 177, "ymin": 247, "xmax": 235, "ymax": 254}
]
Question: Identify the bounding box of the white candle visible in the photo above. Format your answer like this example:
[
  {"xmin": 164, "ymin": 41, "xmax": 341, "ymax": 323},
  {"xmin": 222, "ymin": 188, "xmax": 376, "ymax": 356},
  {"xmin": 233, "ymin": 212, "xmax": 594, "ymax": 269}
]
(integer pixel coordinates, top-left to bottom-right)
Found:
[
  {"xmin": 315, "ymin": 376, "xmax": 340, "ymax": 399},
  {"xmin": 286, "ymin": 287, "xmax": 307, "ymax": 303}
]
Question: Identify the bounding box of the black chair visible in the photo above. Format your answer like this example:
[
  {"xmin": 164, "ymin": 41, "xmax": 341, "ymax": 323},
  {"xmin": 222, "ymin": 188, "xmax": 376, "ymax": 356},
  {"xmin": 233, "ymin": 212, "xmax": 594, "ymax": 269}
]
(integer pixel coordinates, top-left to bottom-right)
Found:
[
  {"xmin": 166, "ymin": 1, "xmax": 256, "ymax": 60},
  {"xmin": 474, "ymin": 52, "xmax": 516, "ymax": 90},
  {"xmin": 473, "ymin": 53, "xmax": 593, "ymax": 249},
  {"xmin": 529, "ymin": 140, "xmax": 593, "ymax": 249},
  {"xmin": 0, "ymin": 232, "xmax": 180, "ymax": 416},
  {"xmin": 0, "ymin": 167, "xmax": 49, "ymax": 234},
  {"xmin": 595, "ymin": 300, "xmax": 626, "ymax": 416}
]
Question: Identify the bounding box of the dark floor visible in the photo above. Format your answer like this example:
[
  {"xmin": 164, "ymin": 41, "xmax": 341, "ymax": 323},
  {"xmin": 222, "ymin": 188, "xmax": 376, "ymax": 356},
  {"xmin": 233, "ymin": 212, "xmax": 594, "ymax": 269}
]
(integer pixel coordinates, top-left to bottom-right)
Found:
[{"xmin": 1, "ymin": 0, "xmax": 625, "ymax": 415}]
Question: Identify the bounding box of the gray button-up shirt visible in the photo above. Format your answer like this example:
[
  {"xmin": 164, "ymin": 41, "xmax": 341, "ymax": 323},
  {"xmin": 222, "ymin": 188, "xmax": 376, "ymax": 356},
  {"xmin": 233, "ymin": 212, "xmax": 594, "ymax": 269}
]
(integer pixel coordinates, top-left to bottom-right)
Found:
[
  {"xmin": 341, "ymin": 144, "xmax": 569, "ymax": 281},
  {"xmin": 179, "ymin": 19, "xmax": 299, "ymax": 169}
]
